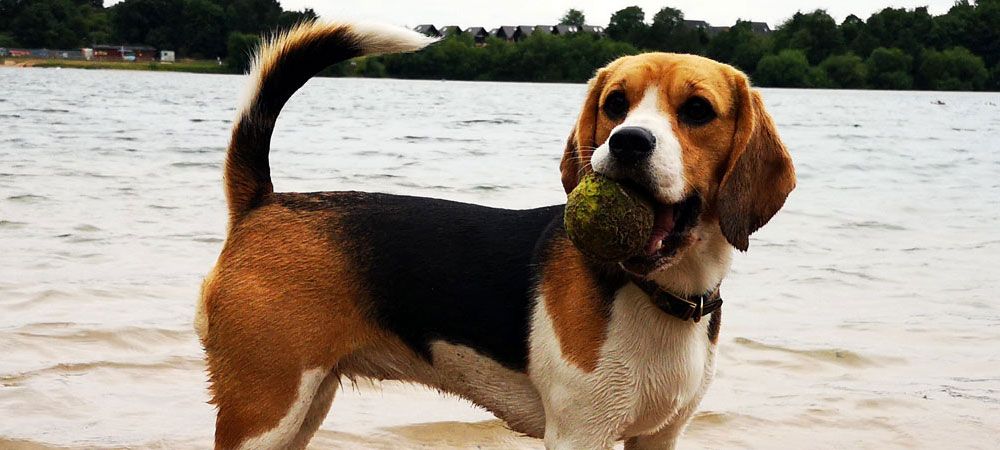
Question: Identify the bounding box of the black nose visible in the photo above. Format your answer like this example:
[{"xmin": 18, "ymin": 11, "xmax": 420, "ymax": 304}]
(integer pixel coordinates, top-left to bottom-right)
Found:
[{"xmin": 608, "ymin": 127, "xmax": 656, "ymax": 163}]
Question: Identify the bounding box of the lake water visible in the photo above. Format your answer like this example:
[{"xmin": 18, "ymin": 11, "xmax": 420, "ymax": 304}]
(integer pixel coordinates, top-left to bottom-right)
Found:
[{"xmin": 1, "ymin": 67, "xmax": 999, "ymax": 449}]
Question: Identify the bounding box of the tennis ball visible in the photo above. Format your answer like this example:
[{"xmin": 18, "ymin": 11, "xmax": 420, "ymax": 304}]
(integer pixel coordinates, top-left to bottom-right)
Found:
[{"xmin": 564, "ymin": 173, "xmax": 654, "ymax": 262}]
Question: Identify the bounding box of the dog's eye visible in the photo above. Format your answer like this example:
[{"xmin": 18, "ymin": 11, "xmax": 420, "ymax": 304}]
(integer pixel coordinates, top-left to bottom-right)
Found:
[
  {"xmin": 603, "ymin": 91, "xmax": 629, "ymax": 120},
  {"xmin": 678, "ymin": 96, "xmax": 716, "ymax": 126}
]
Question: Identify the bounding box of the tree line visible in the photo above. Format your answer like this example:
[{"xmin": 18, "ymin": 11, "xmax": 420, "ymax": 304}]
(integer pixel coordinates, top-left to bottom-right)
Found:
[
  {"xmin": 363, "ymin": 3, "xmax": 999, "ymax": 91},
  {"xmin": 1, "ymin": 0, "xmax": 998, "ymax": 90},
  {"xmin": 0, "ymin": 0, "xmax": 314, "ymax": 60}
]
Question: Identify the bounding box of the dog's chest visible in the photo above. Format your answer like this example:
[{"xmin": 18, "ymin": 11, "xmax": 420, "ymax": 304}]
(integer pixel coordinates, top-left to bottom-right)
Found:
[
  {"xmin": 601, "ymin": 287, "xmax": 715, "ymax": 434},
  {"xmin": 530, "ymin": 284, "xmax": 716, "ymax": 437}
]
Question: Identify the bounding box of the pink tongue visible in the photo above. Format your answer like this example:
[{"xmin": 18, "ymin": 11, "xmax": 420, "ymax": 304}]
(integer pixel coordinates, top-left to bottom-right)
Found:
[{"xmin": 644, "ymin": 206, "xmax": 676, "ymax": 255}]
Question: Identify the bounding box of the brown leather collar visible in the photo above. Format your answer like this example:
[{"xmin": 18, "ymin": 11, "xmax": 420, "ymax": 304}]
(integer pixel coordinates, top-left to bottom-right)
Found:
[{"xmin": 629, "ymin": 275, "xmax": 722, "ymax": 322}]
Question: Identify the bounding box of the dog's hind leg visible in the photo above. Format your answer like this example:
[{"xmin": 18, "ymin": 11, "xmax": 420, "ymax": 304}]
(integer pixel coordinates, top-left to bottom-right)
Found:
[
  {"xmin": 209, "ymin": 355, "xmax": 329, "ymax": 450},
  {"xmin": 288, "ymin": 370, "xmax": 340, "ymax": 449}
]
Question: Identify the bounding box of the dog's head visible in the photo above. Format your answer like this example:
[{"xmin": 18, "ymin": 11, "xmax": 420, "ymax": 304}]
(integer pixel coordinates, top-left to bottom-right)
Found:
[{"xmin": 561, "ymin": 53, "xmax": 796, "ymax": 275}]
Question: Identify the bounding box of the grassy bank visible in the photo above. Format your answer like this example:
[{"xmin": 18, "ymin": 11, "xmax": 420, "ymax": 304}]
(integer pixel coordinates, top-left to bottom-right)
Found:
[{"xmin": 2, "ymin": 58, "xmax": 235, "ymax": 75}]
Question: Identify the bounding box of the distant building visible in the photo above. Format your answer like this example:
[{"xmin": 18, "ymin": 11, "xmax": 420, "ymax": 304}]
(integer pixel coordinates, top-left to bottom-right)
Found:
[
  {"xmin": 414, "ymin": 24, "xmax": 441, "ymax": 37},
  {"xmin": 682, "ymin": 20, "xmax": 711, "ymax": 31},
  {"xmin": 160, "ymin": 50, "xmax": 175, "ymax": 62},
  {"xmin": 747, "ymin": 21, "xmax": 772, "ymax": 34},
  {"xmin": 92, "ymin": 45, "xmax": 157, "ymax": 61},
  {"xmin": 513, "ymin": 25, "xmax": 536, "ymax": 41},
  {"xmin": 707, "ymin": 26, "xmax": 730, "ymax": 37},
  {"xmin": 440, "ymin": 25, "xmax": 462, "ymax": 36},
  {"xmin": 53, "ymin": 50, "xmax": 85, "ymax": 59},
  {"xmin": 534, "ymin": 25, "xmax": 554, "ymax": 35},
  {"xmin": 682, "ymin": 19, "xmax": 771, "ymax": 36},
  {"xmin": 405, "ymin": 21, "xmax": 611, "ymax": 44},
  {"xmin": 465, "ymin": 27, "xmax": 489, "ymax": 44},
  {"xmin": 493, "ymin": 26, "xmax": 517, "ymax": 41},
  {"xmin": 552, "ymin": 24, "xmax": 580, "ymax": 35}
]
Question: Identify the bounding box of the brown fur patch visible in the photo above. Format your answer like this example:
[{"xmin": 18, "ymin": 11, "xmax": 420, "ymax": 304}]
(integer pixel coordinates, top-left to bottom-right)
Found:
[
  {"xmin": 540, "ymin": 238, "xmax": 609, "ymax": 373},
  {"xmin": 199, "ymin": 203, "xmax": 381, "ymax": 449},
  {"xmin": 707, "ymin": 309, "xmax": 721, "ymax": 344}
]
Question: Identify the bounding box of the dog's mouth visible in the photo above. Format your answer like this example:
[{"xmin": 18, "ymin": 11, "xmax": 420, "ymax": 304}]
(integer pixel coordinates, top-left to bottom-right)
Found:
[{"xmin": 622, "ymin": 192, "xmax": 703, "ymax": 276}]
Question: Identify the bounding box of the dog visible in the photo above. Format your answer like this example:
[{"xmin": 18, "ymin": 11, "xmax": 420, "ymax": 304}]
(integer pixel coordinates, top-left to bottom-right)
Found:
[{"xmin": 196, "ymin": 21, "xmax": 795, "ymax": 450}]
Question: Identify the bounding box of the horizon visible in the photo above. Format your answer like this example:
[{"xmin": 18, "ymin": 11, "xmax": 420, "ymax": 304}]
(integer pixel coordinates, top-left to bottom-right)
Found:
[{"xmin": 103, "ymin": 0, "xmax": 959, "ymax": 29}]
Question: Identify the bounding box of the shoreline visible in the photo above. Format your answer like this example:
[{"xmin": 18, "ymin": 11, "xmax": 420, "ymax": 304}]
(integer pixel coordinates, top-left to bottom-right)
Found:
[{"xmin": 1, "ymin": 58, "xmax": 234, "ymax": 75}]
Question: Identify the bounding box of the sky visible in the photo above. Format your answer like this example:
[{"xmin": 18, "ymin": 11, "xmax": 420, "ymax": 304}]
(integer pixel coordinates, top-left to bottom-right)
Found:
[{"xmin": 271, "ymin": 0, "xmax": 960, "ymax": 29}]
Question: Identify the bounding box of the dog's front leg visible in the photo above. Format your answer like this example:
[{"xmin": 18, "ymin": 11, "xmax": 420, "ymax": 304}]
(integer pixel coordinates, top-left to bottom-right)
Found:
[
  {"xmin": 622, "ymin": 380, "xmax": 706, "ymax": 450},
  {"xmin": 528, "ymin": 302, "xmax": 630, "ymax": 450},
  {"xmin": 622, "ymin": 412, "xmax": 689, "ymax": 450},
  {"xmin": 540, "ymin": 391, "xmax": 619, "ymax": 450}
]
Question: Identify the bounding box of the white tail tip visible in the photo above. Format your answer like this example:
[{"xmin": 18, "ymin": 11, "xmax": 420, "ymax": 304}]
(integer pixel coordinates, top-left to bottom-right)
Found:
[{"xmin": 351, "ymin": 21, "xmax": 439, "ymax": 55}]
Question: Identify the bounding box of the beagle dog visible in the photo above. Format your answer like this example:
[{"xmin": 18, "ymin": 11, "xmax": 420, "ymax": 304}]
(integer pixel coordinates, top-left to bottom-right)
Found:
[{"xmin": 196, "ymin": 21, "xmax": 795, "ymax": 450}]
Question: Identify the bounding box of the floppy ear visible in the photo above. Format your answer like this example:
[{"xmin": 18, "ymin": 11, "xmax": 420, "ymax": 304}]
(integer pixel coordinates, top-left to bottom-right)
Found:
[
  {"xmin": 560, "ymin": 69, "xmax": 608, "ymax": 193},
  {"xmin": 717, "ymin": 76, "xmax": 796, "ymax": 252}
]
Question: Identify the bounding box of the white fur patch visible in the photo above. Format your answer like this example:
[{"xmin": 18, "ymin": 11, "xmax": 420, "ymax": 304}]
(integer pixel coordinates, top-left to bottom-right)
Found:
[
  {"xmin": 350, "ymin": 21, "xmax": 439, "ymax": 55},
  {"xmin": 648, "ymin": 226, "xmax": 734, "ymax": 294},
  {"xmin": 338, "ymin": 339, "xmax": 546, "ymax": 438},
  {"xmin": 428, "ymin": 341, "xmax": 546, "ymax": 437},
  {"xmin": 237, "ymin": 368, "xmax": 326, "ymax": 450},
  {"xmin": 591, "ymin": 85, "xmax": 687, "ymax": 204},
  {"xmin": 529, "ymin": 283, "xmax": 716, "ymax": 448}
]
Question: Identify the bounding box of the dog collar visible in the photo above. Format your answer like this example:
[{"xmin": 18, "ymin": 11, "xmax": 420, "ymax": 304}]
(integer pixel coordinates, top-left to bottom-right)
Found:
[{"xmin": 628, "ymin": 275, "xmax": 722, "ymax": 322}]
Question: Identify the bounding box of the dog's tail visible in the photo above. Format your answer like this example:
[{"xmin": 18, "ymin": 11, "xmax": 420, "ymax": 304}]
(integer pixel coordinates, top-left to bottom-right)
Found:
[{"xmin": 224, "ymin": 21, "xmax": 435, "ymax": 221}]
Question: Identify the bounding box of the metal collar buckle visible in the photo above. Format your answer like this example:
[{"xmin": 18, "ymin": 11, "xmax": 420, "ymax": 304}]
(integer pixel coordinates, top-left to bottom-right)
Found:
[{"xmin": 677, "ymin": 294, "xmax": 705, "ymax": 322}]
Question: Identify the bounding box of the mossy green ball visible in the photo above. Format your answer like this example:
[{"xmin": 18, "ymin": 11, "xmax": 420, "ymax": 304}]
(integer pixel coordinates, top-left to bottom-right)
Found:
[{"xmin": 564, "ymin": 173, "xmax": 655, "ymax": 262}]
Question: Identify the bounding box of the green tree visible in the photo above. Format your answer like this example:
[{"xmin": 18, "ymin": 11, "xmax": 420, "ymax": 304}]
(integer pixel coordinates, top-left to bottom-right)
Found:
[
  {"xmin": 606, "ymin": 6, "xmax": 647, "ymax": 46},
  {"xmin": 989, "ymin": 61, "xmax": 1000, "ymax": 90},
  {"xmin": 645, "ymin": 7, "xmax": 705, "ymax": 54},
  {"xmin": 965, "ymin": 0, "xmax": 1000, "ymax": 67},
  {"xmin": 180, "ymin": 0, "xmax": 226, "ymax": 57},
  {"xmin": 919, "ymin": 47, "xmax": 989, "ymax": 90},
  {"xmin": 708, "ymin": 20, "xmax": 772, "ymax": 74},
  {"xmin": 772, "ymin": 10, "xmax": 843, "ymax": 65},
  {"xmin": 819, "ymin": 53, "xmax": 867, "ymax": 88},
  {"xmin": 866, "ymin": 47, "xmax": 914, "ymax": 90},
  {"xmin": 80, "ymin": 3, "xmax": 111, "ymax": 44},
  {"xmin": 841, "ymin": 14, "xmax": 878, "ymax": 57},
  {"xmin": 10, "ymin": 0, "xmax": 88, "ymax": 48},
  {"xmin": 865, "ymin": 7, "xmax": 937, "ymax": 59},
  {"xmin": 754, "ymin": 49, "xmax": 812, "ymax": 87},
  {"xmin": 933, "ymin": 1, "xmax": 975, "ymax": 50},
  {"xmin": 111, "ymin": 0, "xmax": 185, "ymax": 50},
  {"xmin": 224, "ymin": 0, "xmax": 281, "ymax": 35},
  {"xmin": 560, "ymin": 9, "xmax": 586, "ymax": 27},
  {"xmin": 225, "ymin": 31, "xmax": 259, "ymax": 72},
  {"xmin": 0, "ymin": 0, "xmax": 14, "ymax": 33},
  {"xmin": 807, "ymin": 66, "xmax": 832, "ymax": 88},
  {"xmin": 278, "ymin": 8, "xmax": 318, "ymax": 32}
]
